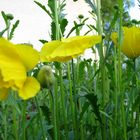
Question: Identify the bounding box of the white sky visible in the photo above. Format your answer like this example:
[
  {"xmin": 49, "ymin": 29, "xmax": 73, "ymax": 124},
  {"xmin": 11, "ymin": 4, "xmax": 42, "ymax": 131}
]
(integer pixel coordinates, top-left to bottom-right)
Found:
[
  {"xmin": 130, "ymin": 0, "xmax": 140, "ymax": 20},
  {"xmin": 0, "ymin": 0, "xmax": 139, "ymax": 59},
  {"xmin": 0, "ymin": 0, "xmax": 92, "ymax": 50}
]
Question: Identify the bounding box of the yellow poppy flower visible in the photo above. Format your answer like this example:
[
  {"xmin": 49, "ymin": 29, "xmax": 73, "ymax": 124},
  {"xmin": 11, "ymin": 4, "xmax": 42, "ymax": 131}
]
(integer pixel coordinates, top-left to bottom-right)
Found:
[
  {"xmin": 0, "ymin": 38, "xmax": 40, "ymax": 100},
  {"xmin": 111, "ymin": 26, "xmax": 140, "ymax": 58},
  {"xmin": 40, "ymin": 35, "xmax": 101, "ymax": 62}
]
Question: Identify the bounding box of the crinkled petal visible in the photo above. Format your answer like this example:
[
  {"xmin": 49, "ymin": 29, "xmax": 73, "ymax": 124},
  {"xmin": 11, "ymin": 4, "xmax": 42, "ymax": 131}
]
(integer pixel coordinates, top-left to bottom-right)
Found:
[
  {"xmin": 0, "ymin": 88, "xmax": 9, "ymax": 100},
  {"xmin": 40, "ymin": 36, "xmax": 101, "ymax": 62},
  {"xmin": 14, "ymin": 44, "xmax": 39, "ymax": 71},
  {"xmin": 18, "ymin": 77, "xmax": 40, "ymax": 100},
  {"xmin": 51, "ymin": 35, "xmax": 101, "ymax": 58},
  {"xmin": 40, "ymin": 40, "xmax": 61, "ymax": 62},
  {"xmin": 0, "ymin": 38, "xmax": 26, "ymax": 89}
]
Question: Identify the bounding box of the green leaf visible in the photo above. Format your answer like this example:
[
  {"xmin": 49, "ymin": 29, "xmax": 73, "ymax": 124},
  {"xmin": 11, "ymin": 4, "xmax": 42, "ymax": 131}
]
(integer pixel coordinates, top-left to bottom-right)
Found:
[
  {"xmin": 1, "ymin": 11, "xmax": 8, "ymax": 26},
  {"xmin": 60, "ymin": 18, "xmax": 68, "ymax": 36},
  {"xmin": 40, "ymin": 105, "xmax": 51, "ymax": 124},
  {"xmin": 48, "ymin": 0, "xmax": 55, "ymax": 16},
  {"xmin": 78, "ymin": 61, "xmax": 86, "ymax": 82},
  {"xmin": 85, "ymin": 93, "xmax": 102, "ymax": 124},
  {"xmin": 34, "ymin": 1, "xmax": 52, "ymax": 18},
  {"xmin": 87, "ymin": 24, "xmax": 98, "ymax": 32},
  {"xmin": 39, "ymin": 39, "xmax": 48, "ymax": 44},
  {"xmin": 51, "ymin": 21, "xmax": 56, "ymax": 40},
  {"xmin": 84, "ymin": 0, "xmax": 97, "ymax": 14},
  {"xmin": 79, "ymin": 102, "xmax": 90, "ymax": 120},
  {"xmin": 9, "ymin": 20, "xmax": 20, "ymax": 40},
  {"xmin": 66, "ymin": 23, "xmax": 84, "ymax": 38}
]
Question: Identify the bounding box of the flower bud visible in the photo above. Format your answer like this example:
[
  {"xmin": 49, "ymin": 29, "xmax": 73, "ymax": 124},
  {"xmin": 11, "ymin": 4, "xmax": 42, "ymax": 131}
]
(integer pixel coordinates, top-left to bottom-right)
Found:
[
  {"xmin": 6, "ymin": 14, "xmax": 14, "ymax": 20},
  {"xmin": 37, "ymin": 65, "xmax": 55, "ymax": 89},
  {"xmin": 78, "ymin": 14, "xmax": 84, "ymax": 19}
]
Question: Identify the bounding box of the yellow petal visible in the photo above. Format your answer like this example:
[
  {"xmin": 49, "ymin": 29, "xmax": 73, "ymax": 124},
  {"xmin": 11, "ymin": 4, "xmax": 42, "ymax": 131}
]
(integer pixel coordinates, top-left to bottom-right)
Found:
[
  {"xmin": 40, "ymin": 36, "xmax": 101, "ymax": 62},
  {"xmin": 52, "ymin": 35, "xmax": 101, "ymax": 57},
  {"xmin": 111, "ymin": 26, "xmax": 140, "ymax": 58},
  {"xmin": 14, "ymin": 44, "xmax": 39, "ymax": 71},
  {"xmin": 0, "ymin": 88, "xmax": 9, "ymax": 100},
  {"xmin": 0, "ymin": 38, "xmax": 26, "ymax": 89},
  {"xmin": 40, "ymin": 40, "xmax": 61, "ymax": 62},
  {"xmin": 18, "ymin": 77, "xmax": 40, "ymax": 100},
  {"xmin": 122, "ymin": 27, "xmax": 140, "ymax": 58}
]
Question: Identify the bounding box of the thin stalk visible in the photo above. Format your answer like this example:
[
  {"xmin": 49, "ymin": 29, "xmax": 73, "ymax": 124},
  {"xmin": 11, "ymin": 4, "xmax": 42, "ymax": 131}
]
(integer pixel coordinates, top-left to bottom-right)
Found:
[
  {"xmin": 79, "ymin": 102, "xmax": 84, "ymax": 140},
  {"xmin": 131, "ymin": 58, "xmax": 136, "ymax": 138},
  {"xmin": 118, "ymin": 0, "xmax": 127, "ymax": 140},
  {"xmin": 2, "ymin": 102, "xmax": 7, "ymax": 140},
  {"xmin": 7, "ymin": 20, "xmax": 10, "ymax": 40},
  {"xmin": 51, "ymin": 89, "xmax": 58, "ymax": 140},
  {"xmin": 54, "ymin": 0, "xmax": 68, "ymax": 139},
  {"xmin": 118, "ymin": 0, "xmax": 127, "ymax": 139},
  {"xmin": 22, "ymin": 101, "xmax": 27, "ymax": 140},
  {"xmin": 35, "ymin": 97, "xmax": 46, "ymax": 140},
  {"xmin": 67, "ymin": 62, "xmax": 78, "ymax": 140},
  {"xmin": 71, "ymin": 59, "xmax": 79, "ymax": 140},
  {"xmin": 58, "ymin": 66, "xmax": 68, "ymax": 139},
  {"xmin": 13, "ymin": 107, "xmax": 18, "ymax": 140},
  {"xmin": 113, "ymin": 40, "xmax": 118, "ymax": 140},
  {"xmin": 54, "ymin": 0, "xmax": 60, "ymax": 40},
  {"xmin": 96, "ymin": 0, "xmax": 106, "ymax": 139},
  {"xmin": 54, "ymin": 79, "xmax": 60, "ymax": 140}
]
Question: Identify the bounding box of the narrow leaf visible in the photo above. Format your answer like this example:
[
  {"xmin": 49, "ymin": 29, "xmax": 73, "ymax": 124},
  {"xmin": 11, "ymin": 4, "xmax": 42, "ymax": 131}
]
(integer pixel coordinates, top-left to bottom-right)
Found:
[
  {"xmin": 34, "ymin": 1, "xmax": 52, "ymax": 18},
  {"xmin": 9, "ymin": 20, "xmax": 20, "ymax": 40}
]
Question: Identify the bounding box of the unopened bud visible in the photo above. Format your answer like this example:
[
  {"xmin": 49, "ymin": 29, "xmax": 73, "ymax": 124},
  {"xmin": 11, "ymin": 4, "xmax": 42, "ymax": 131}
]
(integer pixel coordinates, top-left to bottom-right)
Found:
[
  {"xmin": 131, "ymin": 19, "xmax": 138, "ymax": 24},
  {"xmin": 6, "ymin": 14, "xmax": 14, "ymax": 20},
  {"xmin": 37, "ymin": 65, "xmax": 55, "ymax": 89},
  {"xmin": 78, "ymin": 14, "xmax": 84, "ymax": 19}
]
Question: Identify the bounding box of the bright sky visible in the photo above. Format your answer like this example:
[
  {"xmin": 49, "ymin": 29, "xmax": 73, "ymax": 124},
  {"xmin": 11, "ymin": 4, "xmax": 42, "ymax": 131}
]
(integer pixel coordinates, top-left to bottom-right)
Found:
[
  {"xmin": 130, "ymin": 0, "xmax": 140, "ymax": 20},
  {"xmin": 0, "ymin": 0, "xmax": 139, "ymax": 53},
  {"xmin": 0, "ymin": 0, "xmax": 92, "ymax": 50}
]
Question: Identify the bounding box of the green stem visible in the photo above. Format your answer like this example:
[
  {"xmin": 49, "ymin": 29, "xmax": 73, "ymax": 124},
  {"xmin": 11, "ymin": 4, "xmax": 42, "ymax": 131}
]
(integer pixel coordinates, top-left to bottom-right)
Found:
[
  {"xmin": 7, "ymin": 20, "xmax": 10, "ymax": 40},
  {"xmin": 114, "ymin": 40, "xmax": 118, "ymax": 140},
  {"xmin": 54, "ymin": 0, "xmax": 68, "ymax": 139},
  {"xmin": 118, "ymin": 0, "xmax": 127, "ymax": 139},
  {"xmin": 35, "ymin": 97, "xmax": 46, "ymax": 140},
  {"xmin": 54, "ymin": 79, "xmax": 60, "ymax": 140},
  {"xmin": 71, "ymin": 59, "xmax": 79, "ymax": 140},
  {"xmin": 22, "ymin": 101, "xmax": 27, "ymax": 140},
  {"xmin": 50, "ymin": 90, "xmax": 58, "ymax": 140},
  {"xmin": 59, "ymin": 66, "xmax": 68, "ymax": 139},
  {"xmin": 96, "ymin": 0, "xmax": 106, "ymax": 139},
  {"xmin": 13, "ymin": 107, "xmax": 18, "ymax": 140},
  {"xmin": 67, "ymin": 62, "xmax": 78, "ymax": 140},
  {"xmin": 54, "ymin": 0, "xmax": 60, "ymax": 40},
  {"xmin": 2, "ymin": 102, "xmax": 7, "ymax": 140}
]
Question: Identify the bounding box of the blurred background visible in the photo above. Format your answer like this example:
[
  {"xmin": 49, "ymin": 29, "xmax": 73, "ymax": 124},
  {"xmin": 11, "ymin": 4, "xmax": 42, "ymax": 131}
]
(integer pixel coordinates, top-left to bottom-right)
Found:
[{"xmin": 0, "ymin": 0, "xmax": 139, "ymax": 50}]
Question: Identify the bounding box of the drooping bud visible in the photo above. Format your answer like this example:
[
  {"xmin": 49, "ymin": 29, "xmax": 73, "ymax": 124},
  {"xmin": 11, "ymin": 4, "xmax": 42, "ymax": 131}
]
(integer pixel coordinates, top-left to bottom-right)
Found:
[
  {"xmin": 78, "ymin": 14, "xmax": 84, "ymax": 19},
  {"xmin": 6, "ymin": 14, "xmax": 14, "ymax": 20},
  {"xmin": 37, "ymin": 65, "xmax": 55, "ymax": 89}
]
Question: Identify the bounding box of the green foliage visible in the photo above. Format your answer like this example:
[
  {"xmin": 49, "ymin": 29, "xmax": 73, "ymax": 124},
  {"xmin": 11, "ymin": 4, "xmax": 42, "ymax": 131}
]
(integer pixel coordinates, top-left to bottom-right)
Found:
[
  {"xmin": 9, "ymin": 20, "xmax": 20, "ymax": 40},
  {"xmin": 1, "ymin": 11, "xmax": 19, "ymax": 40},
  {"xmin": 85, "ymin": 94, "xmax": 102, "ymax": 124},
  {"xmin": 1, "ymin": 0, "xmax": 140, "ymax": 140}
]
